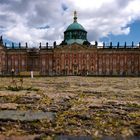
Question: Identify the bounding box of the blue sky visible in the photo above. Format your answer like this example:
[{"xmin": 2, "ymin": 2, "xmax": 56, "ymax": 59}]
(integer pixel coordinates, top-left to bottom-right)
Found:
[
  {"xmin": 0, "ymin": 0, "xmax": 140, "ymax": 47},
  {"xmin": 101, "ymin": 20, "xmax": 140, "ymax": 46}
]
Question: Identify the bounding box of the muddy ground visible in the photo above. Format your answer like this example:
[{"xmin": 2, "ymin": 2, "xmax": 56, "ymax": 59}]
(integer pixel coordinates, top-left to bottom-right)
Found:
[{"xmin": 0, "ymin": 76, "xmax": 139, "ymax": 140}]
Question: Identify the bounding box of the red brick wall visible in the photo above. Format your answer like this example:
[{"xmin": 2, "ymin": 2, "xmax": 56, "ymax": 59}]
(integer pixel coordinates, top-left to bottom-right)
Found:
[{"xmin": 0, "ymin": 45, "xmax": 139, "ymax": 76}]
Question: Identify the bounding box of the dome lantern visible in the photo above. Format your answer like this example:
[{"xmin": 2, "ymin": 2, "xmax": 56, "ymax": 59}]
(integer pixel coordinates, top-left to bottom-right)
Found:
[{"xmin": 74, "ymin": 11, "xmax": 77, "ymax": 22}]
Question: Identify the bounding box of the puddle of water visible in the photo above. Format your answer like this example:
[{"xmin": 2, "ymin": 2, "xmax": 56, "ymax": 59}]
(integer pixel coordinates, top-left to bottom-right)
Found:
[
  {"xmin": 0, "ymin": 110, "xmax": 55, "ymax": 121},
  {"xmin": 55, "ymin": 136, "xmax": 140, "ymax": 140}
]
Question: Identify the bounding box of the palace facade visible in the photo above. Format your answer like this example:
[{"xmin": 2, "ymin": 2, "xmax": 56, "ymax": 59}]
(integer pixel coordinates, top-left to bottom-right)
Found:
[{"xmin": 0, "ymin": 12, "xmax": 140, "ymax": 76}]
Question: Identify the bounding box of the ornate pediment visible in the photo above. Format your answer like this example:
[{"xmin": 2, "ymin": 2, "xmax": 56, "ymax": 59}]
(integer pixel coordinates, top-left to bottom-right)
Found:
[
  {"xmin": 54, "ymin": 43, "xmax": 89, "ymax": 52},
  {"xmin": 69, "ymin": 43, "xmax": 87, "ymax": 50}
]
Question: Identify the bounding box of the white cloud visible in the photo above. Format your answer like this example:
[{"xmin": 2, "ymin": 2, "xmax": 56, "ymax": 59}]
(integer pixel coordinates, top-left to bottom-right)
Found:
[{"xmin": 0, "ymin": 0, "xmax": 140, "ymax": 46}]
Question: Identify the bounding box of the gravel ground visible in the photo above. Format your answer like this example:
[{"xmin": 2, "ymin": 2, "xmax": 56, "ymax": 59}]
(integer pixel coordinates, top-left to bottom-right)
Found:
[{"xmin": 0, "ymin": 76, "xmax": 139, "ymax": 139}]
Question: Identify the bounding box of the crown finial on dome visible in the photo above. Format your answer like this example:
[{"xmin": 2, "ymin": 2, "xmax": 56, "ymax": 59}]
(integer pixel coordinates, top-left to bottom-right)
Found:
[{"xmin": 74, "ymin": 11, "xmax": 77, "ymax": 22}]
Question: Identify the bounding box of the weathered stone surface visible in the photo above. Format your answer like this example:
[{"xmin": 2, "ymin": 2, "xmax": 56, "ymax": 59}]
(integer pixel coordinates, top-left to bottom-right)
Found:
[
  {"xmin": 0, "ymin": 103, "xmax": 18, "ymax": 110},
  {"xmin": 0, "ymin": 110, "xmax": 55, "ymax": 121},
  {"xmin": 0, "ymin": 135, "xmax": 40, "ymax": 140},
  {"xmin": 43, "ymin": 105, "xmax": 59, "ymax": 112},
  {"xmin": 0, "ymin": 77, "xmax": 139, "ymax": 137},
  {"xmin": 16, "ymin": 96, "xmax": 40, "ymax": 104}
]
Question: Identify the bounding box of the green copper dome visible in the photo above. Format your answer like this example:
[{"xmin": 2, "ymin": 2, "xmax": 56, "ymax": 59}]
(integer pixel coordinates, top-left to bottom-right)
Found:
[
  {"xmin": 60, "ymin": 11, "xmax": 90, "ymax": 45},
  {"xmin": 66, "ymin": 22, "xmax": 86, "ymax": 32}
]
